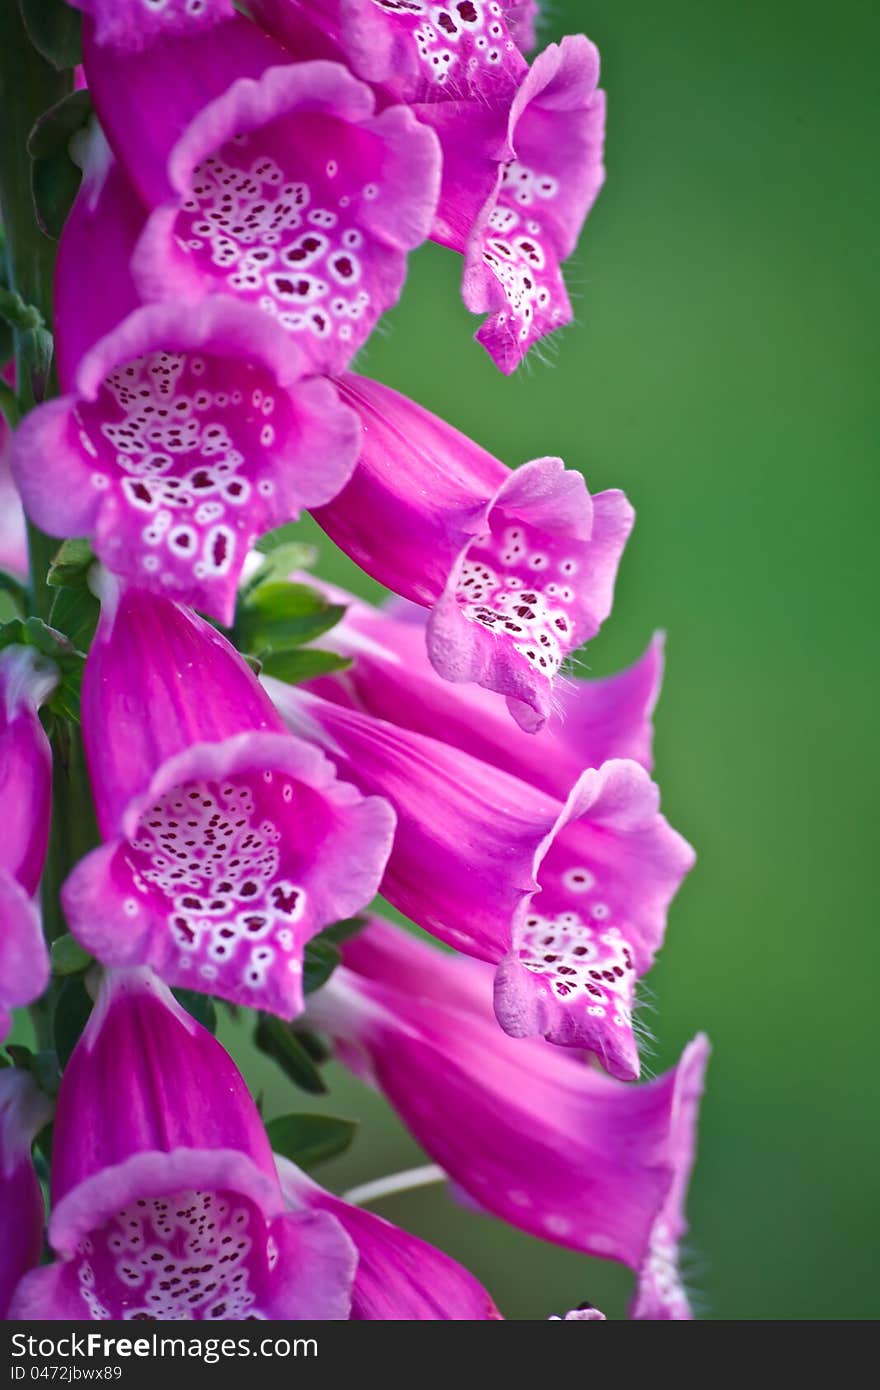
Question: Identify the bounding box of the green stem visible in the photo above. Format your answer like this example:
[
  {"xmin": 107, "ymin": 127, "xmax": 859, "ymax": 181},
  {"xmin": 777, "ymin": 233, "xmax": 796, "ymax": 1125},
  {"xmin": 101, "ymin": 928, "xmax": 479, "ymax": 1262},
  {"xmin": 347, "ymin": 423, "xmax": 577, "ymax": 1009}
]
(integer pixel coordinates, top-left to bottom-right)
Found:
[{"xmin": 0, "ymin": 4, "xmax": 94, "ymax": 1051}]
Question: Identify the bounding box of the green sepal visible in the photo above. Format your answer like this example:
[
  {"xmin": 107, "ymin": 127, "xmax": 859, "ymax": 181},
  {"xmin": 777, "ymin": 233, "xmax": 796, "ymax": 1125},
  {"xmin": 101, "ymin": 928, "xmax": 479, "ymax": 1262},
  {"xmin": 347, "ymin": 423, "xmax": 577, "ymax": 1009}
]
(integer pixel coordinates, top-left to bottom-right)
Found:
[
  {"xmin": 18, "ymin": 0, "xmax": 83, "ymax": 71},
  {"xmin": 172, "ymin": 989, "xmax": 218, "ymax": 1035},
  {"xmin": 265, "ymin": 1113, "xmax": 357, "ymax": 1171},
  {"xmin": 253, "ymin": 1015, "xmax": 328, "ymax": 1096},
  {"xmin": 50, "ymin": 932, "xmax": 93, "ymax": 977},
  {"xmin": 53, "ymin": 975, "xmax": 93, "ymax": 1070},
  {"xmin": 259, "ymin": 648, "xmax": 352, "ymax": 685},
  {"xmin": 234, "ymin": 581, "xmax": 346, "ymax": 654},
  {"xmin": 28, "ymin": 89, "xmax": 92, "ymax": 240}
]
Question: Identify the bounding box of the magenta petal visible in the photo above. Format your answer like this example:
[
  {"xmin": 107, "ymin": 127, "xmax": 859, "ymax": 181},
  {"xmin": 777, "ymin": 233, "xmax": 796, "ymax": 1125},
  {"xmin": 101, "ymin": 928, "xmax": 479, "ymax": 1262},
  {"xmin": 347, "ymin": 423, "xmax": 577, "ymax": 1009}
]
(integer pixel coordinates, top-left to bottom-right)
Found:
[
  {"xmin": 308, "ymin": 920, "xmax": 710, "ymax": 1288},
  {"xmin": 54, "ymin": 141, "xmax": 147, "ymax": 389},
  {"xmin": 50, "ymin": 969, "xmax": 278, "ymax": 1220},
  {"xmin": 0, "ymin": 1070, "xmax": 52, "ymax": 1317},
  {"xmin": 277, "ymin": 1159, "xmax": 502, "ymax": 1320},
  {"xmin": 0, "ymin": 420, "xmax": 27, "ymax": 579},
  {"xmin": 132, "ymin": 62, "xmax": 441, "ymax": 374},
  {"xmin": 84, "ymin": 16, "xmax": 289, "ymax": 207},
  {"xmin": 268, "ymin": 683, "xmax": 560, "ymax": 963},
  {"xmin": 63, "ymin": 734, "xmax": 394, "ymax": 1015},
  {"xmin": 495, "ymin": 759, "xmax": 696, "ymax": 1078},
  {"xmin": 630, "ymin": 1035, "xmax": 710, "ymax": 1320},
  {"xmin": 314, "ymin": 375, "xmax": 632, "ymax": 728},
  {"xmin": 310, "ymin": 592, "xmax": 664, "ymax": 788},
  {"xmin": 0, "ymin": 876, "xmax": 50, "ymax": 1043},
  {"xmin": 80, "ymin": 584, "xmax": 285, "ymax": 836},
  {"xmin": 464, "ymin": 35, "xmax": 606, "ymax": 371},
  {"xmin": 22, "ymin": 968, "xmax": 354, "ymax": 1320},
  {"xmin": 71, "ymin": 0, "xmax": 234, "ymax": 53},
  {"xmin": 13, "ymin": 299, "xmax": 360, "ymax": 623},
  {"xmin": 428, "ymin": 464, "xmax": 633, "ymax": 733}
]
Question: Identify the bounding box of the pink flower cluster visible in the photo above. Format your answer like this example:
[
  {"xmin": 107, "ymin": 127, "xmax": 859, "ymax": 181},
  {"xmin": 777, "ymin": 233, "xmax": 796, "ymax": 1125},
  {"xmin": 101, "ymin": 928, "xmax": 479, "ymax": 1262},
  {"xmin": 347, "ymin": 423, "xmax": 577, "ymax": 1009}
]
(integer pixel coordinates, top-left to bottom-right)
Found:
[{"xmin": 1, "ymin": 0, "xmax": 708, "ymax": 1321}]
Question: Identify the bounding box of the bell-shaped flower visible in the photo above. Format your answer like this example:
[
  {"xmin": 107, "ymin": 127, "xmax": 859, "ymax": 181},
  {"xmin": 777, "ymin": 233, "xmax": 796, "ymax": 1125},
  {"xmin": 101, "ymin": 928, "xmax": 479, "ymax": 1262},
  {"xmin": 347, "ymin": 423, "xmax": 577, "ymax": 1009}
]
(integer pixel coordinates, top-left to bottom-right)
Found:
[
  {"xmin": 9, "ymin": 968, "xmax": 356, "ymax": 1320},
  {"xmin": 250, "ymin": 6, "xmax": 605, "ymax": 371},
  {"xmin": 62, "ymin": 582, "xmax": 394, "ymax": 1017},
  {"xmin": 461, "ymin": 35, "xmax": 606, "ymax": 373},
  {"xmin": 252, "ymin": 0, "xmax": 529, "ymax": 104},
  {"xmin": 0, "ymin": 1068, "xmax": 52, "ymax": 1316},
  {"xmin": 0, "ymin": 646, "xmax": 55, "ymax": 1041},
  {"xmin": 305, "ymin": 917, "xmax": 709, "ymax": 1319},
  {"xmin": 276, "ymin": 1159, "xmax": 502, "ymax": 1320},
  {"xmin": 268, "ymin": 681, "xmax": 692, "ymax": 1077},
  {"xmin": 313, "ymin": 374, "xmax": 633, "ymax": 733},
  {"xmin": 303, "ymin": 583, "xmax": 664, "ymax": 788},
  {"xmin": 70, "ymin": 1, "xmax": 234, "ymax": 53},
  {"xmin": 82, "ymin": 17, "xmax": 441, "ymax": 374},
  {"xmin": 12, "ymin": 296, "xmax": 360, "ymax": 625}
]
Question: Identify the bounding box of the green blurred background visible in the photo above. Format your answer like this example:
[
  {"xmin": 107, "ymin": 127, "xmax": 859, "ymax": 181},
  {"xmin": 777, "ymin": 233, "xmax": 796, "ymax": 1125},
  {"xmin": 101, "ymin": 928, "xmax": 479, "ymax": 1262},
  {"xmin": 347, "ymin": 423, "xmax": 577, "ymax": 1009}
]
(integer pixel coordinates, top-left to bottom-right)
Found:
[
  {"xmin": 231, "ymin": 0, "xmax": 878, "ymax": 1321},
  {"xmin": 12, "ymin": 0, "xmax": 877, "ymax": 1322}
]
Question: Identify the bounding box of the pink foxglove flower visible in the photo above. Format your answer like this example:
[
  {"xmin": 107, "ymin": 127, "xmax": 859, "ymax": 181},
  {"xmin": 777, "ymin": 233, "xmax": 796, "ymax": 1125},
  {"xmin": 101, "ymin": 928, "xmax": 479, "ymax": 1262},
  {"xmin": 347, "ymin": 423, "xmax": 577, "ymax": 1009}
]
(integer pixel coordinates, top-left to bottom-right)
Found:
[
  {"xmin": 268, "ymin": 682, "xmax": 692, "ymax": 1078},
  {"xmin": 62, "ymin": 582, "xmax": 395, "ymax": 1016},
  {"xmin": 0, "ymin": 646, "xmax": 55, "ymax": 1041},
  {"xmin": 306, "ymin": 917, "xmax": 709, "ymax": 1319},
  {"xmin": 277, "ymin": 1159, "xmax": 503, "ymax": 1320},
  {"xmin": 12, "ymin": 297, "xmax": 360, "ymax": 625},
  {"xmin": 70, "ymin": 1, "xmax": 235, "ymax": 54},
  {"xmin": 251, "ymin": 6, "xmax": 605, "ymax": 371},
  {"xmin": 304, "ymin": 583, "xmax": 664, "ymax": 785},
  {"xmin": 0, "ymin": 1068, "xmax": 52, "ymax": 1317},
  {"xmin": 83, "ymin": 20, "xmax": 441, "ymax": 374},
  {"xmin": 460, "ymin": 36, "xmax": 605, "ymax": 373},
  {"xmin": 313, "ymin": 374, "xmax": 633, "ymax": 733},
  {"xmin": 9, "ymin": 969, "xmax": 356, "ymax": 1320}
]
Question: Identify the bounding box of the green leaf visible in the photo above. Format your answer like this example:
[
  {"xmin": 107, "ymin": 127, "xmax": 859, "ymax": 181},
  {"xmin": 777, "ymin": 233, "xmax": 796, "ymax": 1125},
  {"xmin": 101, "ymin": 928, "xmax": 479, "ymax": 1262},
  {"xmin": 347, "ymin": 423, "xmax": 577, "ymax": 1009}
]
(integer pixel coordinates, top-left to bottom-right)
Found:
[
  {"xmin": 27, "ymin": 89, "xmax": 92, "ymax": 160},
  {"xmin": 18, "ymin": 0, "xmax": 83, "ymax": 70},
  {"xmin": 254, "ymin": 1015, "xmax": 328, "ymax": 1095},
  {"xmin": 28, "ymin": 90, "xmax": 92, "ymax": 239},
  {"xmin": 318, "ymin": 916, "xmax": 367, "ymax": 947},
  {"xmin": 50, "ymin": 933, "xmax": 93, "ymax": 977},
  {"xmin": 0, "ymin": 570, "xmax": 28, "ymax": 615},
  {"xmin": 302, "ymin": 937, "xmax": 341, "ymax": 996},
  {"xmin": 53, "ymin": 976, "xmax": 93, "ymax": 1070},
  {"xmin": 235, "ymin": 582, "xmax": 346, "ymax": 653},
  {"xmin": 259, "ymin": 647, "xmax": 351, "ymax": 685},
  {"xmin": 46, "ymin": 537, "xmax": 96, "ymax": 589},
  {"xmin": 5, "ymin": 1043, "xmax": 34, "ymax": 1070},
  {"xmin": 239, "ymin": 529, "xmax": 317, "ymax": 599},
  {"xmin": 34, "ymin": 1121, "xmax": 53, "ymax": 1167},
  {"xmin": 254, "ymin": 523, "xmax": 314, "ymax": 557},
  {"xmin": 172, "ymin": 989, "xmax": 218, "ymax": 1035},
  {"xmin": 48, "ymin": 583, "xmax": 99, "ymax": 653},
  {"xmin": 31, "ymin": 1050, "xmax": 61, "ymax": 1097},
  {"xmin": 0, "ymin": 615, "xmax": 86, "ymax": 724},
  {"xmin": 265, "ymin": 1114, "xmax": 357, "ymax": 1170}
]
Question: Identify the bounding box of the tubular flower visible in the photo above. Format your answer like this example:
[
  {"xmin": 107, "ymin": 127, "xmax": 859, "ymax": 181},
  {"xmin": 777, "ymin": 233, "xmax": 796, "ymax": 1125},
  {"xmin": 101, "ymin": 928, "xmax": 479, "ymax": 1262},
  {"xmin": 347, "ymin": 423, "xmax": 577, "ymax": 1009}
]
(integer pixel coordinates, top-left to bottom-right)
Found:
[
  {"xmin": 276, "ymin": 1159, "xmax": 503, "ymax": 1320},
  {"xmin": 0, "ymin": 646, "xmax": 55, "ymax": 1041},
  {"xmin": 313, "ymin": 374, "xmax": 633, "ymax": 733},
  {"xmin": 251, "ymin": 4, "xmax": 606, "ymax": 371},
  {"xmin": 306, "ymin": 918, "xmax": 709, "ymax": 1319},
  {"xmin": 268, "ymin": 681, "xmax": 692, "ymax": 1077},
  {"xmin": 70, "ymin": 1, "xmax": 235, "ymax": 53},
  {"xmin": 302, "ymin": 582, "xmax": 664, "ymax": 785},
  {"xmin": 62, "ymin": 582, "xmax": 395, "ymax": 1017},
  {"xmin": 12, "ymin": 298, "xmax": 360, "ymax": 625},
  {"xmin": 0, "ymin": 1069, "xmax": 52, "ymax": 1318},
  {"xmin": 9, "ymin": 969, "xmax": 356, "ymax": 1320},
  {"xmin": 81, "ymin": 18, "xmax": 441, "ymax": 374}
]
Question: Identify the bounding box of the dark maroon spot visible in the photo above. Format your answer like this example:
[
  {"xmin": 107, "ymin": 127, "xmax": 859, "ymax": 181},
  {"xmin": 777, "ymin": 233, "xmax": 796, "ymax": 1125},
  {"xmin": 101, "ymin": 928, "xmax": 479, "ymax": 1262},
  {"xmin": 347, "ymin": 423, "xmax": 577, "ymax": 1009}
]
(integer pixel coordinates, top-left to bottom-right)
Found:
[
  {"xmin": 332, "ymin": 255, "xmax": 354, "ymax": 279},
  {"xmin": 457, "ymin": 1, "xmax": 477, "ymax": 21},
  {"xmin": 212, "ymin": 532, "xmax": 228, "ymax": 566}
]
